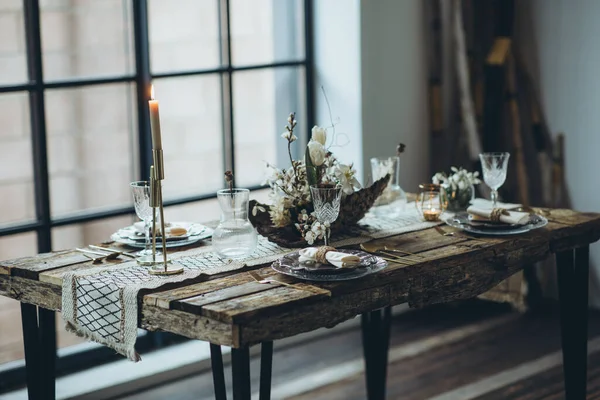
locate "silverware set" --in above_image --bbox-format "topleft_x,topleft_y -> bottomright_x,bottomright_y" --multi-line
76,246 -> 136,264
359,242 -> 423,265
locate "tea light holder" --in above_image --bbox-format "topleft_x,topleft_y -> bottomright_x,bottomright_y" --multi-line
416,183 -> 447,222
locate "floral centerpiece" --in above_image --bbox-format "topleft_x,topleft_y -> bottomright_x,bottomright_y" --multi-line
432,166 -> 481,211
249,113 -> 389,247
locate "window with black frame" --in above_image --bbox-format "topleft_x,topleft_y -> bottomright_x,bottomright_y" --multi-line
0,0 -> 313,392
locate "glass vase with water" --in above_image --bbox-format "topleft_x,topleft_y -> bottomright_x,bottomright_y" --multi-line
212,188 -> 258,259
370,156 -> 407,217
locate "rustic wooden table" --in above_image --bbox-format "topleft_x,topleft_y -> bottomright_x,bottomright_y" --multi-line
1,208 -> 599,400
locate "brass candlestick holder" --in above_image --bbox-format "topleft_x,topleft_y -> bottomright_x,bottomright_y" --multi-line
146,150 -> 183,276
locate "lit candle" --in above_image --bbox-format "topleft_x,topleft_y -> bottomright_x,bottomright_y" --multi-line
148,85 -> 162,150
423,207 -> 441,221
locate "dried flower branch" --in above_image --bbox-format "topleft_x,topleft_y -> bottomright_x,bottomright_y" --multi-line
225,170 -> 235,218
396,143 -> 406,155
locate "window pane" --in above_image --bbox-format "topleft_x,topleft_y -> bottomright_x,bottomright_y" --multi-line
45,83 -> 138,217
0,232 -> 36,365
0,93 -> 35,226
151,75 -> 224,199
41,0 -> 134,81
0,1 -> 27,85
165,199 -> 220,226
52,215 -> 133,250
148,0 -> 220,74
230,0 -> 304,66
164,188 -> 270,224
233,67 -> 306,187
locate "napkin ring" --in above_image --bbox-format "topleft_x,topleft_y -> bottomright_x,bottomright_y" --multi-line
490,208 -> 508,222
315,246 -> 336,263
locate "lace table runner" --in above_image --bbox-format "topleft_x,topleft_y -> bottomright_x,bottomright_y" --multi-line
62,208 -> 439,361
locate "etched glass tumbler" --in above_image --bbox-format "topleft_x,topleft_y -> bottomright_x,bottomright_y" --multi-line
212,188 -> 258,259
130,181 -> 156,256
479,152 -> 510,208
310,184 -> 342,246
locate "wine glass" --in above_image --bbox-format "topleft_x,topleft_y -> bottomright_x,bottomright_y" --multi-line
310,184 -> 342,246
130,181 -> 160,257
479,152 -> 510,208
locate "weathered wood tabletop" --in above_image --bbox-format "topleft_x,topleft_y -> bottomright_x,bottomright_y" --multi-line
1,208 -> 599,349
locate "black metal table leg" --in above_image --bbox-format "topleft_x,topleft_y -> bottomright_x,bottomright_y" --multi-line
259,341 -> 274,400
231,346 -> 251,400
210,344 -> 227,400
362,307 -> 392,400
557,247 -> 589,400
21,303 -> 41,400
38,308 -> 56,400
20,305 -> 57,400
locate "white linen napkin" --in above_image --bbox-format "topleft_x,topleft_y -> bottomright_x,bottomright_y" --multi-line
298,247 -> 360,268
470,198 -> 522,210
467,206 -> 530,225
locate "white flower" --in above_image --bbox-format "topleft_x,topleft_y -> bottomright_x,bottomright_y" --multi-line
458,180 -> 466,190
298,209 -> 309,222
304,230 -> 316,245
311,221 -> 327,239
334,163 -> 361,195
311,125 -> 327,145
432,172 -> 447,185
307,140 -> 327,166
281,131 -> 297,142
252,204 -> 266,216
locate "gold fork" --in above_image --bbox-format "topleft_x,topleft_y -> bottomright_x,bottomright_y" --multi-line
248,271 -> 296,288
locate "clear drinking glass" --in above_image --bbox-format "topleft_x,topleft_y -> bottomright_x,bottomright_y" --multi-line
479,152 -> 510,207
130,181 -> 156,256
212,188 -> 258,259
370,156 -> 407,217
310,184 -> 342,246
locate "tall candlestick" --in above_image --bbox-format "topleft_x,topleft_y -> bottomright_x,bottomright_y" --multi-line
149,85 -> 162,150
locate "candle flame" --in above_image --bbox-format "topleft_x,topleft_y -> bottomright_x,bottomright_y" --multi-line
150,85 -> 155,100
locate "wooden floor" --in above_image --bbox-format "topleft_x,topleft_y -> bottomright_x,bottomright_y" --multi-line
118,300 -> 600,400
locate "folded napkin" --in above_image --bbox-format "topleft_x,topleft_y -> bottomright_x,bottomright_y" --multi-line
299,247 -> 361,268
467,206 -> 530,225
470,198 -> 522,210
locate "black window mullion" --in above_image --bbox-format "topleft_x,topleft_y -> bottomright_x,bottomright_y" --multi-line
132,0 -> 153,182
23,0 -> 51,253
304,0 -> 315,134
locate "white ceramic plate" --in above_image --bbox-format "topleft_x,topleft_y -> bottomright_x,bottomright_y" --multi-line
111,222 -> 213,248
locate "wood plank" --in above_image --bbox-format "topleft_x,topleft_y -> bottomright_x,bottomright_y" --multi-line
202,285 -> 329,325
0,250 -> 90,279
174,281 -> 279,314
39,257 -> 126,286
239,285 -> 392,347
143,272 -> 254,309
0,275 -> 61,311
140,305 -> 235,347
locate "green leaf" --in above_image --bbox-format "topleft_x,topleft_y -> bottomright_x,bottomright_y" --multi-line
305,145 -> 318,188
